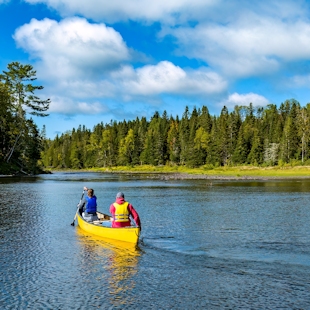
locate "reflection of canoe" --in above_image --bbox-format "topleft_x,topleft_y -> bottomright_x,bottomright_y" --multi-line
76,227 -> 141,303
77,210 -> 141,244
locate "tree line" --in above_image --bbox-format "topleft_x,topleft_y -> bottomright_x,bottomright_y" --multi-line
41,99 -> 310,169
0,62 -> 50,175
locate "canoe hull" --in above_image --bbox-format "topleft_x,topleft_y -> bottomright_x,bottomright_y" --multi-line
76,211 -> 140,244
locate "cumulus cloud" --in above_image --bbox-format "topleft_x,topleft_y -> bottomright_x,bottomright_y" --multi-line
48,95 -> 109,114
49,61 -> 227,104
113,61 -> 226,97
24,0 -> 216,23
12,17 -> 227,112
220,93 -> 270,110
14,17 -> 130,79
23,0 -> 310,81
167,15 -> 310,78
23,0 -> 307,26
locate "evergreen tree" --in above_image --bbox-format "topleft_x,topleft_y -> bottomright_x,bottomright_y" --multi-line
0,62 -> 50,173
179,106 -> 190,165
297,106 -> 310,163
198,106 -> 212,133
228,106 -> 242,165
279,101 -> 300,162
167,117 -> 180,164
140,128 -> 155,165
100,129 -> 113,167
24,119 -> 43,174
118,128 -> 135,165
194,126 -> 210,165
232,124 -> 248,164
216,106 -> 230,165
39,98 -> 310,169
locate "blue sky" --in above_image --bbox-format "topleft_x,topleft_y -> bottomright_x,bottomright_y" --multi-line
2,0 -> 310,138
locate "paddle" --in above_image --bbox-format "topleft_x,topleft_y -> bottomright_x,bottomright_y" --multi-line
70,191 -> 85,226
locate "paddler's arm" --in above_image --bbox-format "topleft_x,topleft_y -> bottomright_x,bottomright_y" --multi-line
128,204 -> 141,230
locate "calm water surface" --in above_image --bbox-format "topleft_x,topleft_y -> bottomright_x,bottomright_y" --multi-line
1,172 -> 310,309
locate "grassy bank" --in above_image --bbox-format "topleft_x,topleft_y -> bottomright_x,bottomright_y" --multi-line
87,165 -> 310,178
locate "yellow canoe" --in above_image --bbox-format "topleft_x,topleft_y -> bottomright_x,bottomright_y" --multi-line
76,210 -> 141,244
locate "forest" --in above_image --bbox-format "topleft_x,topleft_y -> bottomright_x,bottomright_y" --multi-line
41,99 -> 310,169
1,62 -> 310,174
0,62 -> 49,175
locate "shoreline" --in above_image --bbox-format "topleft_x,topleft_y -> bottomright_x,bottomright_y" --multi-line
151,174 -> 301,180
2,165 -> 310,180
58,169 -> 310,180
91,165 -> 310,180
101,171 -> 310,180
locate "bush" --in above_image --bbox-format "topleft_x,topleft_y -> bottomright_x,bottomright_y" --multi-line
289,159 -> 302,167
278,159 -> 285,167
202,164 -> 214,170
303,158 -> 310,165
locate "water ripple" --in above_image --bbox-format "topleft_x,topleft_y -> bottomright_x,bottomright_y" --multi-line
1,174 -> 310,309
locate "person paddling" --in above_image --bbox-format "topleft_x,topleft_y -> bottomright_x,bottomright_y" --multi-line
78,187 -> 98,222
110,192 -> 141,229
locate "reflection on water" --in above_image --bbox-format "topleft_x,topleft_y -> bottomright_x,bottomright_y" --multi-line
1,173 -> 310,309
76,228 -> 141,308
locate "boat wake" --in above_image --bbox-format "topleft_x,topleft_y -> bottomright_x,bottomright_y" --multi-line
140,236 -> 310,267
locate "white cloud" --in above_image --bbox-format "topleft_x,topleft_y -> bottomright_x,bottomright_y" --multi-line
221,92 -> 270,110
49,95 -> 109,114
56,79 -> 116,99
13,17 -> 228,112
111,61 -> 227,98
23,0 -> 308,26
14,17 -> 130,79
23,1 -> 310,81
24,0 -> 217,23
289,74 -> 310,88
167,15 -> 310,78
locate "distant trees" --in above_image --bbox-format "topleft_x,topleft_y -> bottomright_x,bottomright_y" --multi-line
41,99 -> 310,169
2,63 -> 309,173
0,62 -> 50,174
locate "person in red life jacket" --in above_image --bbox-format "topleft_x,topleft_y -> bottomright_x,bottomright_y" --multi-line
78,187 -> 98,222
110,192 -> 141,229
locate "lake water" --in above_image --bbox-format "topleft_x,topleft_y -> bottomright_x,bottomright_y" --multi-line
1,172 -> 310,309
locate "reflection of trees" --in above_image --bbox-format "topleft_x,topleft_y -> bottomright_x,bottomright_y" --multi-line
76,227 -> 141,307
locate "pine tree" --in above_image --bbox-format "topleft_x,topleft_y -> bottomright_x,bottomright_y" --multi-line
118,128 -> 135,165
167,117 -> 180,164
297,106 -> 310,163
216,106 -> 230,165
140,128 -> 155,165
194,126 -> 210,165
0,62 -> 50,173
279,101 -> 300,162
179,106 -> 190,165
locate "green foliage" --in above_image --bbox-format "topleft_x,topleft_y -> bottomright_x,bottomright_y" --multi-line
0,62 -> 50,175
40,98 -> 310,170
